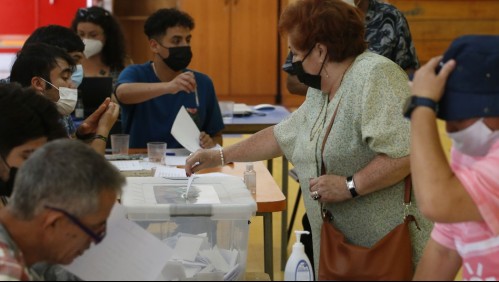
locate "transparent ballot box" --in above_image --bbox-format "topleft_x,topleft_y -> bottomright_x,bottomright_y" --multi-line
121,176 -> 257,281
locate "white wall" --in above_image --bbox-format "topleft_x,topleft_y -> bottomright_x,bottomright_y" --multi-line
0,53 -> 16,79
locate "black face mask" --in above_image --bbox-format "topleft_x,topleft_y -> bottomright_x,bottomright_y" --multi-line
0,167 -> 18,197
161,46 -> 193,71
291,46 -> 326,90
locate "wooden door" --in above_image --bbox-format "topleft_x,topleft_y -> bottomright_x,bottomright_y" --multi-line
114,0 -> 177,64
389,0 -> 499,65
179,0 -> 278,103
177,0 -> 231,98
230,0 -> 278,101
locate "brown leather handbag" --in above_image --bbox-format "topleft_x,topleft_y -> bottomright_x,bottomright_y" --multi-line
316,101 -> 418,280
318,177 -> 419,281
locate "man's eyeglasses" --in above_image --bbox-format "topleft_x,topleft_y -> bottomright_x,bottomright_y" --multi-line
45,205 -> 106,244
77,8 -> 110,21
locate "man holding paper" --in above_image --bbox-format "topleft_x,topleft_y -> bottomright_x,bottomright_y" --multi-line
115,8 -> 224,149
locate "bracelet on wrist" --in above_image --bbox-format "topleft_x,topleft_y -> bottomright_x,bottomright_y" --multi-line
92,134 -> 108,143
219,147 -> 225,166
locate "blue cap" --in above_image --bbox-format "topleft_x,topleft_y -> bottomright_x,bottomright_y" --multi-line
437,35 -> 499,121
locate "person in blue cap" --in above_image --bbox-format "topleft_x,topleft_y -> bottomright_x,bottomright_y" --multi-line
407,35 -> 499,280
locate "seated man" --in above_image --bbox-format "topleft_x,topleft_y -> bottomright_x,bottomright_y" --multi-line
0,139 -> 125,280
0,83 -> 67,197
23,24 -> 86,77
10,43 -> 119,155
116,8 -> 224,149
0,25 -> 85,85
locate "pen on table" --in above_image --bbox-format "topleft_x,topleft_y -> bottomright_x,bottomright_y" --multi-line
166,152 -> 176,156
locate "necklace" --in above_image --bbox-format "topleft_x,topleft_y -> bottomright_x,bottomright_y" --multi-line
308,59 -> 354,142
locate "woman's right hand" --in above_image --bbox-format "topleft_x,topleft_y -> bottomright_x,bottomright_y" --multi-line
185,149 -> 222,176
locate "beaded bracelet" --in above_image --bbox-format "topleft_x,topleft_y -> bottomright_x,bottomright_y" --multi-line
92,134 -> 108,143
219,147 -> 225,166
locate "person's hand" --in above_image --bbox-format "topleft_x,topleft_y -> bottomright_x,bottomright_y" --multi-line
199,132 -> 216,149
96,102 -> 120,134
185,149 -> 221,176
77,98 -> 111,136
309,174 -> 351,203
410,56 -> 456,101
168,71 -> 196,94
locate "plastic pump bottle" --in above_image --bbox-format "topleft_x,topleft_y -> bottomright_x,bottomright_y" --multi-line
75,98 -> 84,119
244,163 -> 256,194
285,230 -> 314,281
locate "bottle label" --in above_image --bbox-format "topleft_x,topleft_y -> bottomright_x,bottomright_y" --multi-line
295,260 -> 312,281
75,109 -> 84,119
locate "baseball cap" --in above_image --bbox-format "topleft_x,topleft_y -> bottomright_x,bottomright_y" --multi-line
437,35 -> 499,121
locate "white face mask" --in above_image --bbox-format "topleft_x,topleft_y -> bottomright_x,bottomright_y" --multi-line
56,87 -> 79,116
447,118 -> 499,156
83,38 -> 103,58
41,78 -> 79,116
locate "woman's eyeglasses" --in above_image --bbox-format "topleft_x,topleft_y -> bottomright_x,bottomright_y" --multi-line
77,8 -> 110,21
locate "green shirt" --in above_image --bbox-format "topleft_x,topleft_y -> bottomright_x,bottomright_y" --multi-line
275,52 -> 431,271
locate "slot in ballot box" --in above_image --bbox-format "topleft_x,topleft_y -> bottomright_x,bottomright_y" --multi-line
121,176 -> 257,281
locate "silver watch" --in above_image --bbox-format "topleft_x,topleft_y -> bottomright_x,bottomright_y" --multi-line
346,176 -> 359,198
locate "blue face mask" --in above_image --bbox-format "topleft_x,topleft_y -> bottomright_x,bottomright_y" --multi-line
71,65 -> 84,87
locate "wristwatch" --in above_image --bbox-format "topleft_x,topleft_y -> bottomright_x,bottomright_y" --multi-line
346,176 -> 359,198
403,96 -> 438,119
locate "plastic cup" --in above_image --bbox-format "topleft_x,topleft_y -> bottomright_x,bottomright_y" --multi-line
147,142 -> 167,163
110,134 -> 129,155
219,101 -> 235,123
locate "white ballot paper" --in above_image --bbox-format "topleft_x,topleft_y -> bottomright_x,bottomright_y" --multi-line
171,106 -> 201,153
64,203 -> 172,281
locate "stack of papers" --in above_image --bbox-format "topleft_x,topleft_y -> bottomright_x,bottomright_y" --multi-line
233,103 -> 252,115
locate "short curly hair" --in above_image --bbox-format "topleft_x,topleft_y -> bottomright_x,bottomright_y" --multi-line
278,0 -> 367,62
144,8 -> 194,40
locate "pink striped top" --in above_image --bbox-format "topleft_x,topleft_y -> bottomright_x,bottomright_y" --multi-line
432,139 -> 499,280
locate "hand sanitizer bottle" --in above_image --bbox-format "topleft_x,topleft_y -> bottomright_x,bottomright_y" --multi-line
244,163 -> 256,194
75,98 -> 84,119
285,230 -> 313,281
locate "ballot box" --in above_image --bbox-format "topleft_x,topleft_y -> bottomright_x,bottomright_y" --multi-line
121,175 -> 257,281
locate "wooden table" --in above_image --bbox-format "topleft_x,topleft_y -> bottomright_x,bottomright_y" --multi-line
125,149 -> 285,280
222,105 -> 292,271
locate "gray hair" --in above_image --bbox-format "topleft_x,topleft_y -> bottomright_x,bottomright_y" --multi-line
8,139 -> 125,220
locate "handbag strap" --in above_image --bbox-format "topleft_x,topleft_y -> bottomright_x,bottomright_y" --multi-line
404,175 -> 411,204
320,102 -> 341,175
